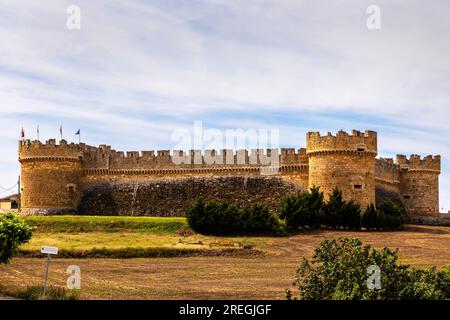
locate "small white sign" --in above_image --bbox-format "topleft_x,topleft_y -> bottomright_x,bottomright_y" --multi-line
41,246 -> 58,255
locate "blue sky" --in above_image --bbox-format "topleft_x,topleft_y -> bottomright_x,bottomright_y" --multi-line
0,0 -> 449,211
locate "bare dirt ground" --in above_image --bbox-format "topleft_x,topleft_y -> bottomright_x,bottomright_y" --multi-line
0,225 -> 449,300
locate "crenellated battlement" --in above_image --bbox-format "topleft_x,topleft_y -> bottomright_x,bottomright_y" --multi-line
306,130 -> 377,155
19,139 -> 83,161
18,139 -> 309,169
396,154 -> 441,172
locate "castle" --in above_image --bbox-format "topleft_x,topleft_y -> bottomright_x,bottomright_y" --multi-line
18,130 -> 441,217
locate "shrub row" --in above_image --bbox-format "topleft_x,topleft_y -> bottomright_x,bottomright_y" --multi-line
186,199 -> 280,235
362,202 -> 405,230
280,187 -> 406,231
186,187 -> 406,235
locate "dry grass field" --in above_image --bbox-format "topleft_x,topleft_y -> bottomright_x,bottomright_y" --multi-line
1,224 -> 449,300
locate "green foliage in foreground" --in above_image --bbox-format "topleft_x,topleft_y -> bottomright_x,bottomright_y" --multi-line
287,238 -> 450,300
186,199 -> 281,235
23,215 -> 188,234
0,213 -> 33,264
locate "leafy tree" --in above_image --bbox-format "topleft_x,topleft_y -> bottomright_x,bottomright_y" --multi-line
242,203 -> 278,233
341,200 -> 362,230
322,188 -> 347,228
378,201 -> 405,230
286,237 -> 450,300
279,187 -> 324,229
186,199 -> 278,235
362,204 -> 378,230
362,202 -> 406,230
306,186 -> 325,228
0,213 -> 33,264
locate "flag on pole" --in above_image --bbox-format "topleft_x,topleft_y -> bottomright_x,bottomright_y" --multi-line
59,125 -> 63,140
75,129 -> 81,143
75,129 -> 80,135
20,127 -> 25,140
37,125 -> 40,141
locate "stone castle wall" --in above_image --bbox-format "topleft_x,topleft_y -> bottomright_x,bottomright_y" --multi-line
18,130 -> 441,217
397,155 -> 441,216
307,130 -> 377,210
78,176 -> 305,216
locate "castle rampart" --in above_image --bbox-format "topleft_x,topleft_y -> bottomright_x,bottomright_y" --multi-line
396,155 -> 441,216
18,130 -> 441,217
307,130 -> 378,210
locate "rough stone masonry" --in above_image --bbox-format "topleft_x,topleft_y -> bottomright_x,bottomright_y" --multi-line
18,130 -> 441,217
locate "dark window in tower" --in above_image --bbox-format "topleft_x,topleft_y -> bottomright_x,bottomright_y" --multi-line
354,184 -> 363,190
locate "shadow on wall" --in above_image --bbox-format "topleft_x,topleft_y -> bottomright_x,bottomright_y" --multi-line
78,177 -> 303,216
375,186 -> 404,209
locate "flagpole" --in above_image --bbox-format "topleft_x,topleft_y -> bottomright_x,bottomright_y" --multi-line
75,129 -> 81,144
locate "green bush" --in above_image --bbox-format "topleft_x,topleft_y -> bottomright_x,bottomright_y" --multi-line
322,188 -> 361,230
286,237 -> 450,300
241,203 -> 278,233
0,212 -> 33,264
378,201 -> 406,230
322,188 -> 345,228
341,200 -> 362,230
279,186 -> 324,229
361,204 -> 378,230
362,201 -> 406,230
186,199 -> 279,235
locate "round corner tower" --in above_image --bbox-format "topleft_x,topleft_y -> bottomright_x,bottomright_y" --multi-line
306,130 -> 378,210
396,154 -> 441,217
19,139 -> 83,215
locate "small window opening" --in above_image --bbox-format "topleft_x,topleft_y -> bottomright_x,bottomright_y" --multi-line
404,195 -> 412,200
11,200 -> 18,209
354,184 -> 363,190
357,147 -> 366,152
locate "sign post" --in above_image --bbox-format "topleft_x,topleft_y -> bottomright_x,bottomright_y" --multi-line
41,246 -> 58,298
